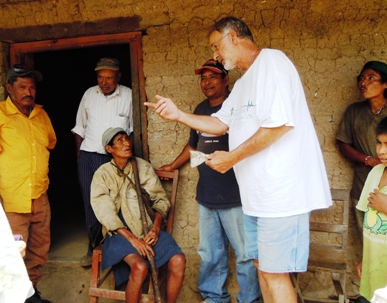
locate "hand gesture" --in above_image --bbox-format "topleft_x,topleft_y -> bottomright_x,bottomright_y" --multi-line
144,95 -> 180,121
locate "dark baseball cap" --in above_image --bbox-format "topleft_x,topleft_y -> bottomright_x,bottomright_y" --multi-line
360,61 -> 387,76
195,59 -> 228,76
95,58 -> 120,71
6,64 -> 43,83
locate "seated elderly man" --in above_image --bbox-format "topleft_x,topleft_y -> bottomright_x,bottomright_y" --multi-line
91,127 -> 185,303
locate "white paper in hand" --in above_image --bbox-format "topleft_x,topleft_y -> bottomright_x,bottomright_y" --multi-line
190,150 -> 208,167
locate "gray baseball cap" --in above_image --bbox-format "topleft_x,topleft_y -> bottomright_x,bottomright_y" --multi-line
102,127 -> 126,146
95,58 -> 120,71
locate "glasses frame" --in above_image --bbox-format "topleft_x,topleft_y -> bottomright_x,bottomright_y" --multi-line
211,32 -> 230,52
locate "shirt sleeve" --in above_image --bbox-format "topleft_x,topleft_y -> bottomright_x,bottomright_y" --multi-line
128,91 -> 134,134
357,164 -> 384,212
91,168 -> 126,232
45,114 -> 57,150
213,49 -> 294,129
71,92 -> 88,138
137,158 -> 171,219
257,51 -> 295,128
336,104 -> 354,144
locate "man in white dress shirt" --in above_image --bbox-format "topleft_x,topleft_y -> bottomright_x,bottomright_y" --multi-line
72,57 -> 133,267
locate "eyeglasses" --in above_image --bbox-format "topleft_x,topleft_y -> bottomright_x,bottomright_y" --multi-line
12,64 -> 30,74
211,33 -> 230,52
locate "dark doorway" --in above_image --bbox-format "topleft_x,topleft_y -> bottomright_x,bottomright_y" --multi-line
34,45 -> 132,254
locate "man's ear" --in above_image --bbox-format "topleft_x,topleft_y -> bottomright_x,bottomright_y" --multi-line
224,75 -> 230,86
5,83 -> 12,94
105,145 -> 112,154
229,30 -> 238,45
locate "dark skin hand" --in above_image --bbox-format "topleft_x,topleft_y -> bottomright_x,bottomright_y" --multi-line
115,212 -> 163,261
338,141 -> 381,167
367,188 -> 387,214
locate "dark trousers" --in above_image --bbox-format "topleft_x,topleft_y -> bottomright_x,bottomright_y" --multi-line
77,151 -> 110,256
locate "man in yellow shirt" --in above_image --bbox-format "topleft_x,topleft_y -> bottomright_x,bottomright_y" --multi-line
0,64 -> 56,303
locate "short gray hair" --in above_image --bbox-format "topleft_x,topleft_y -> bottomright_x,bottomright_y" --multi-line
209,16 -> 254,42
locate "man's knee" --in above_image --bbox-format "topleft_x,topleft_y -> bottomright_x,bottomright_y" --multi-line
168,253 -> 186,274
127,256 -> 149,281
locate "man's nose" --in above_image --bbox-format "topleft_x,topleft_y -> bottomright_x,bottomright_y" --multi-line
359,80 -> 367,87
204,78 -> 211,84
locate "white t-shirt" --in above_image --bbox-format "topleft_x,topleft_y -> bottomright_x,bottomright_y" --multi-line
72,84 -> 133,154
213,49 -> 331,217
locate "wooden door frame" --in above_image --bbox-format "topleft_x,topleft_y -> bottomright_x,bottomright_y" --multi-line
9,32 -> 148,160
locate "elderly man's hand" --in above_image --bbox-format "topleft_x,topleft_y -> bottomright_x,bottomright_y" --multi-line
144,95 -> 181,121
206,150 -> 235,174
130,237 -> 155,260
118,227 -> 155,260
144,229 -> 159,246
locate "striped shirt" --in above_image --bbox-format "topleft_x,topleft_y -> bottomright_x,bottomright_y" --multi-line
72,84 -> 133,154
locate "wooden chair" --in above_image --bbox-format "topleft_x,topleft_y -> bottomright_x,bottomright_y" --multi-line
292,189 -> 350,303
89,169 -> 179,303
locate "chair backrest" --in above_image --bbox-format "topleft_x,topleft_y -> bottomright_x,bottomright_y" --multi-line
308,189 -> 350,271
155,169 -> 179,234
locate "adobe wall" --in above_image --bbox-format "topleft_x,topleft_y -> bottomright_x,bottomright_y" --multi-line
1,0 -> 387,301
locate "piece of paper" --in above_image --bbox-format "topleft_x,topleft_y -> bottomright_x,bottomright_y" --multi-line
190,150 -> 208,167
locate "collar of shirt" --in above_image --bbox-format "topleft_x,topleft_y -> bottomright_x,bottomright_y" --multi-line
96,84 -> 121,98
5,97 -> 42,118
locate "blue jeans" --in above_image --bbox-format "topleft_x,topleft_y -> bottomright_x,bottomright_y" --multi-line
198,204 -> 261,303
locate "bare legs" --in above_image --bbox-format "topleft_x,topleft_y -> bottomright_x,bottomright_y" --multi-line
123,253 -> 186,303
166,253 -> 186,303
124,254 -> 149,303
254,259 -> 297,303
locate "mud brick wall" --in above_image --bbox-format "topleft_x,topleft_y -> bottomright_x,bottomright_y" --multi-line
1,0 -> 387,300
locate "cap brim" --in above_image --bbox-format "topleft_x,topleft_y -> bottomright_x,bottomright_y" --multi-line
95,66 -> 120,71
102,127 -> 126,146
195,66 -> 224,75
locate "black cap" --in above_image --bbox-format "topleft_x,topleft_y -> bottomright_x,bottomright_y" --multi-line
6,64 -> 43,83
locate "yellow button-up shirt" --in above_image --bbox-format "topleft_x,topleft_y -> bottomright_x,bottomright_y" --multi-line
0,97 -> 57,213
